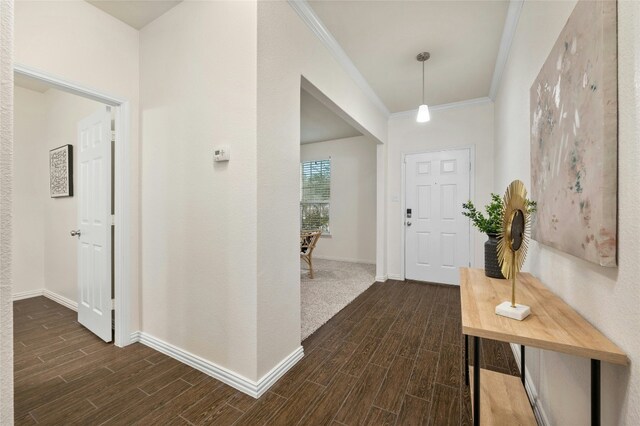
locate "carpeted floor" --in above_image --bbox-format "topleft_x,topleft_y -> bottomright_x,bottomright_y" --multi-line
301,258 -> 376,340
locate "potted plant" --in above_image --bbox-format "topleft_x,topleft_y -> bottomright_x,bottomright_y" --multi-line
462,194 -> 536,278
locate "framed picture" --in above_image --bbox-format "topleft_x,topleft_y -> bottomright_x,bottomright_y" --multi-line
49,144 -> 73,198
530,0 -> 617,267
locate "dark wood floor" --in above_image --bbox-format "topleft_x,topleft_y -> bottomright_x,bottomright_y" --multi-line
14,281 -> 519,425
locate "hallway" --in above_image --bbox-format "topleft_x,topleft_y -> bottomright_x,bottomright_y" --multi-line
14,281 -> 518,425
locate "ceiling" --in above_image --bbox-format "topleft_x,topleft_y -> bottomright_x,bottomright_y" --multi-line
82,1 -> 507,113
301,89 -> 361,144
308,1 -> 510,112
86,1 -> 182,30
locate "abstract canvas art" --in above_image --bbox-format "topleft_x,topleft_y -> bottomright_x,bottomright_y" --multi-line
49,144 -> 73,198
530,0 -> 617,267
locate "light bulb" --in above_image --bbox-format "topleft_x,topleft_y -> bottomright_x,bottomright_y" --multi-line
416,104 -> 430,123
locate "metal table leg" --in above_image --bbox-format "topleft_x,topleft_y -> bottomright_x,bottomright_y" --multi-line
465,334 -> 470,386
474,336 -> 481,426
521,345 -> 526,386
592,359 -> 600,426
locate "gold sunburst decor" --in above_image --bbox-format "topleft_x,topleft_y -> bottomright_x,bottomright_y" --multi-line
495,180 -> 532,321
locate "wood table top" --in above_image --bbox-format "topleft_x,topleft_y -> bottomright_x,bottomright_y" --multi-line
460,268 -> 628,365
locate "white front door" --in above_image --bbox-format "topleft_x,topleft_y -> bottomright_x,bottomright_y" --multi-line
76,107 -> 112,342
405,149 -> 470,285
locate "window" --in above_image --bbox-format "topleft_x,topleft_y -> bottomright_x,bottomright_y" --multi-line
300,159 -> 331,234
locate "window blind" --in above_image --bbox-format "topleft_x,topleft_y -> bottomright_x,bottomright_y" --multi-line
300,159 -> 331,233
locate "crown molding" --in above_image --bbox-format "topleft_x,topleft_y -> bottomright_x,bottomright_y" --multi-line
288,0 -> 390,117
489,0 -> 524,100
289,0 -> 521,114
389,97 -> 492,120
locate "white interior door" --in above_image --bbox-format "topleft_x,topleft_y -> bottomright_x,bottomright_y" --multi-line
405,149 -> 470,285
76,106 -> 112,342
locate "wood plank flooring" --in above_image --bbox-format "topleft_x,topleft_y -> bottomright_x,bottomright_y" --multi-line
14,281 -> 519,425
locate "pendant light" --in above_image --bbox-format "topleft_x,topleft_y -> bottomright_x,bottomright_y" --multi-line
416,52 -> 431,123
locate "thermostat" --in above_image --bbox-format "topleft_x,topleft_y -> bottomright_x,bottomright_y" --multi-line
213,146 -> 230,162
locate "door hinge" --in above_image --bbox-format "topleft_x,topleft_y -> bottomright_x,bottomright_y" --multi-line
111,215 -> 115,226
111,299 -> 115,310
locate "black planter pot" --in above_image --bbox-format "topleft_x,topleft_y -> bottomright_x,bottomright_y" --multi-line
484,233 -> 505,279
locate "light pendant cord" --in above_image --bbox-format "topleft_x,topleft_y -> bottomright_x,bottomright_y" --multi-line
422,59 -> 425,105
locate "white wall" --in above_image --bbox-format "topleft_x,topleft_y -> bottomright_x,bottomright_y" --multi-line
386,103 -> 494,280
494,1 -> 640,425
300,136 -> 377,264
256,1 -> 389,378
14,0 -> 141,331
140,1 -> 259,381
13,86 -> 106,302
13,87 -> 46,296
0,2 -> 14,422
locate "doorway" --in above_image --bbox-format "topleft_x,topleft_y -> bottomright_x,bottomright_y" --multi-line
13,64 -> 132,347
404,148 -> 471,285
298,79 -> 381,340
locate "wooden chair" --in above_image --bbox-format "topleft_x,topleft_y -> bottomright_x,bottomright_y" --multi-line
300,230 -> 322,279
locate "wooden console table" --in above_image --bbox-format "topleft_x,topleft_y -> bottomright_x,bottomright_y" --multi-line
460,268 -> 628,426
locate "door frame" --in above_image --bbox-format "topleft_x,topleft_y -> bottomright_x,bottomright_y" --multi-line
14,63 -> 132,347
400,145 -> 475,281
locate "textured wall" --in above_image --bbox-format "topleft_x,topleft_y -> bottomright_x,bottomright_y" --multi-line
494,1 -> 640,424
0,0 -> 13,423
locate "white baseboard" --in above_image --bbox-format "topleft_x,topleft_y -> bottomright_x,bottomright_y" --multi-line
12,288 -> 78,312
255,344 -> 305,397
43,289 -> 78,311
130,330 -> 141,344
388,273 -> 404,281
312,255 -> 376,265
375,275 -> 387,282
131,331 -> 304,398
510,343 -> 550,426
12,289 -> 44,301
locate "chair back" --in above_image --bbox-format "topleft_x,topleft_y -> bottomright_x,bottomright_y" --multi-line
300,230 -> 322,255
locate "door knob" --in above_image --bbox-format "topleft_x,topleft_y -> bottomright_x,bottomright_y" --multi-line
406,221 -> 412,227
70,230 -> 81,238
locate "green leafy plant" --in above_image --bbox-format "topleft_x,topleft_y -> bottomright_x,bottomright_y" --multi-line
462,194 -> 537,235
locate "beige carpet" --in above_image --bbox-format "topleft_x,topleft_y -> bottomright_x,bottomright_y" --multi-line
301,259 -> 376,340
